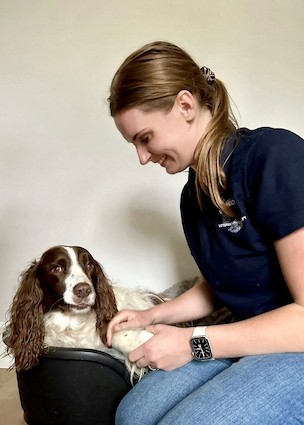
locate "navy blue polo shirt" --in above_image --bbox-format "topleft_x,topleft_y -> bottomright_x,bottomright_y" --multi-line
181,127 -> 304,319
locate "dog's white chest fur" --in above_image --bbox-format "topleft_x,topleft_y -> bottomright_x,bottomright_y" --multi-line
44,311 -> 102,348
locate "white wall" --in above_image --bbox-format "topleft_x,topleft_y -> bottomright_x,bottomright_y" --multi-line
0,0 -> 303,348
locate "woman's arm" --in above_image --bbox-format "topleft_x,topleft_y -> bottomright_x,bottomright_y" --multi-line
208,226 -> 304,358
107,277 -> 215,346
152,277 -> 216,324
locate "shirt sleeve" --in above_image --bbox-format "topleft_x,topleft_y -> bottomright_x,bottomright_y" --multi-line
244,128 -> 304,240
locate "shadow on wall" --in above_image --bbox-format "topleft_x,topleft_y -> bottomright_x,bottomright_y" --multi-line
126,204 -> 199,280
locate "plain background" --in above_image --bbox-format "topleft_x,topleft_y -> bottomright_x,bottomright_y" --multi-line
1,0 -> 303,366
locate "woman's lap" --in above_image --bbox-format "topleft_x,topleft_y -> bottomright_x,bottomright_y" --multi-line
116,353 -> 304,425
116,358 -> 233,425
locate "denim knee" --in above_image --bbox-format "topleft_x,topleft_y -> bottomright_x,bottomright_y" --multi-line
158,353 -> 304,425
115,359 -> 233,425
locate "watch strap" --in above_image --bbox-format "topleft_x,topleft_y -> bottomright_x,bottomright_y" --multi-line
192,326 -> 207,338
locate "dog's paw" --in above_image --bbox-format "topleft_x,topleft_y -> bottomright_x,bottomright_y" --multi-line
112,328 -> 153,354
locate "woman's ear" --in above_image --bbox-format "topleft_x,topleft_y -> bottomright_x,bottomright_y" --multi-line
176,90 -> 197,122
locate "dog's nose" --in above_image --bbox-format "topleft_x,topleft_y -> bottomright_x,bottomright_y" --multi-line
73,283 -> 92,299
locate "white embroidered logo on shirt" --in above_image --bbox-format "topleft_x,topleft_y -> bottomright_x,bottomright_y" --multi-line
218,199 -> 247,233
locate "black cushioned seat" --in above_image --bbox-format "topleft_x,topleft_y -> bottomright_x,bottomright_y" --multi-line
16,347 -> 132,425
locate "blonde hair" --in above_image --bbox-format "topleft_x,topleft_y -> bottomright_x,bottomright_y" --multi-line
109,41 -> 238,216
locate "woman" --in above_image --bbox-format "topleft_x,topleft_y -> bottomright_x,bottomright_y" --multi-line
107,41 -> 304,424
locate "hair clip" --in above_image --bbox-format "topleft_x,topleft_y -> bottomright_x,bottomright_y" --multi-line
201,66 -> 216,84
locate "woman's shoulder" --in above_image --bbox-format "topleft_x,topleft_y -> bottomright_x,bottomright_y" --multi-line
238,126 -> 303,149
235,127 -> 304,240
236,127 -> 304,166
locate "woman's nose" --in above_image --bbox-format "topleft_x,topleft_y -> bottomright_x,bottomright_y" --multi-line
136,145 -> 152,165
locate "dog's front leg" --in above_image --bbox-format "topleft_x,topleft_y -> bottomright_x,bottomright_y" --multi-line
112,328 -> 153,354
112,328 -> 154,383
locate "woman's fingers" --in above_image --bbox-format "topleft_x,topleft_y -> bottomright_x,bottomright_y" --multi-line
107,308 -> 154,346
106,309 -> 135,346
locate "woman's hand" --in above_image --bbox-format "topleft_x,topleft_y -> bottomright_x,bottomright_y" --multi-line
107,308 -> 154,347
128,324 -> 194,371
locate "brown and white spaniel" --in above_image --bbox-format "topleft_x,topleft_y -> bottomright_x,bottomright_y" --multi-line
6,245 -> 185,381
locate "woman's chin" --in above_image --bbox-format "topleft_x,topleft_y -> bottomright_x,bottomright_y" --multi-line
165,163 -> 188,174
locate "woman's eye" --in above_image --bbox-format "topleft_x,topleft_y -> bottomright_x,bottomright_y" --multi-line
141,136 -> 150,144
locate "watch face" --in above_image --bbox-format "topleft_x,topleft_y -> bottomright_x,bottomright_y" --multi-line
191,337 -> 213,360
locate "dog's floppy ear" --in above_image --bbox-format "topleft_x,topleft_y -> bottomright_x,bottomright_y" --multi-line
93,261 -> 118,345
6,259 -> 45,371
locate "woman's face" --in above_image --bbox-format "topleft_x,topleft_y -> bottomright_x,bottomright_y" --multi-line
114,92 -> 208,174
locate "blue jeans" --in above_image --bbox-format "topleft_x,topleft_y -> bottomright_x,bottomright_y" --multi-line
116,354 -> 304,425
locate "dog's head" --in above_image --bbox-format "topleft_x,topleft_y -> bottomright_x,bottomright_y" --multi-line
6,245 -> 118,370
36,245 -> 104,314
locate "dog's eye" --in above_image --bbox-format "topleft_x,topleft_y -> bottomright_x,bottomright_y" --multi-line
51,265 -> 64,273
86,262 -> 94,270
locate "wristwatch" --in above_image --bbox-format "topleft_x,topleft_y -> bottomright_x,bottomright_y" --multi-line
190,326 -> 214,361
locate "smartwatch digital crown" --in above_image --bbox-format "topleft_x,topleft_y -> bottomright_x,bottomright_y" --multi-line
190,326 -> 214,361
